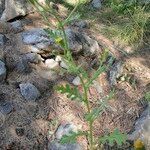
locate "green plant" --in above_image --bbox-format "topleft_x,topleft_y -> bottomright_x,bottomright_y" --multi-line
145,92 -> 150,101
101,0 -> 150,46
29,0 -> 127,149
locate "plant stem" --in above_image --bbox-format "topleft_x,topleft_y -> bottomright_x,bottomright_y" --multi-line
79,75 -> 94,150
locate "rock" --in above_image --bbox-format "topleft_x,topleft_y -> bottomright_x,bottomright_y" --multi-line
65,28 -> 100,55
0,102 -> 13,115
0,0 -> 5,18
72,76 -> 81,86
0,112 -> 5,127
45,59 -> 59,69
55,123 -> 77,140
16,56 -> 31,73
0,0 -> 32,21
15,128 -> 25,136
10,20 -> 23,33
48,141 -> 82,150
65,28 -> 83,53
22,28 -> 54,52
55,55 -> 62,62
22,28 -> 53,45
128,106 -> 150,149
0,60 -> 6,82
30,45 -> 42,53
19,83 -> 41,101
24,53 -> 43,64
73,20 -> 88,29
60,61 -> 68,69
83,34 -> 100,55
91,0 -> 102,9
109,61 -> 123,86
0,34 -> 7,46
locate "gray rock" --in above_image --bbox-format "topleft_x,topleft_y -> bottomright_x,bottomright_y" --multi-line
0,0 -> 5,18
0,0 -> 32,21
48,142 -> 82,150
60,61 -> 68,69
19,83 -> 41,101
10,20 -> 23,33
0,60 -> 6,82
24,53 -> 42,64
22,28 -> 54,52
22,28 -> 53,45
65,28 -> 100,55
128,106 -> 150,149
55,123 -> 77,140
0,102 -> 13,115
91,0 -> 102,9
73,21 -> 88,29
72,76 -> 81,86
109,61 -> 123,86
0,34 -> 7,46
16,56 -> 31,73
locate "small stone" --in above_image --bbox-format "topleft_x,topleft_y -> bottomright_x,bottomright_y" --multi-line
10,20 -> 23,33
0,34 -> 7,46
16,57 -> 31,73
45,59 -> 59,69
24,53 -> 42,64
55,123 -> 77,140
73,20 -> 88,29
60,61 -> 68,69
16,128 -> 24,136
91,0 -> 102,9
19,83 -> 41,101
0,60 -> 6,82
0,102 -> 13,115
48,141 -> 82,150
72,76 -> 81,86
55,55 -> 62,62
109,61 -> 123,86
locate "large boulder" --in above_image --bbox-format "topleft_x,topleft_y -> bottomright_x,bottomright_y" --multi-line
1,0 -> 32,21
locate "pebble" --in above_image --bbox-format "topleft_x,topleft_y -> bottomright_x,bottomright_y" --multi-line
72,76 -> 81,86
45,59 -> 59,69
19,83 -> 41,102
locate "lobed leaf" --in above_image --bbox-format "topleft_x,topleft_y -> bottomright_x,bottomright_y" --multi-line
99,129 -> 127,146
60,131 -> 87,144
56,84 -> 82,101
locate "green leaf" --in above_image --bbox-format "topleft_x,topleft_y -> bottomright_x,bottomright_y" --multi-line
85,108 -> 103,122
45,29 -> 63,40
99,129 -> 127,146
62,13 -> 81,26
145,92 -> 150,101
60,131 -> 87,144
56,84 -> 82,101
86,65 -> 106,88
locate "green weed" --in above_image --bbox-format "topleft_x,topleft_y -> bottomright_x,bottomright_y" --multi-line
29,0 -> 127,149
